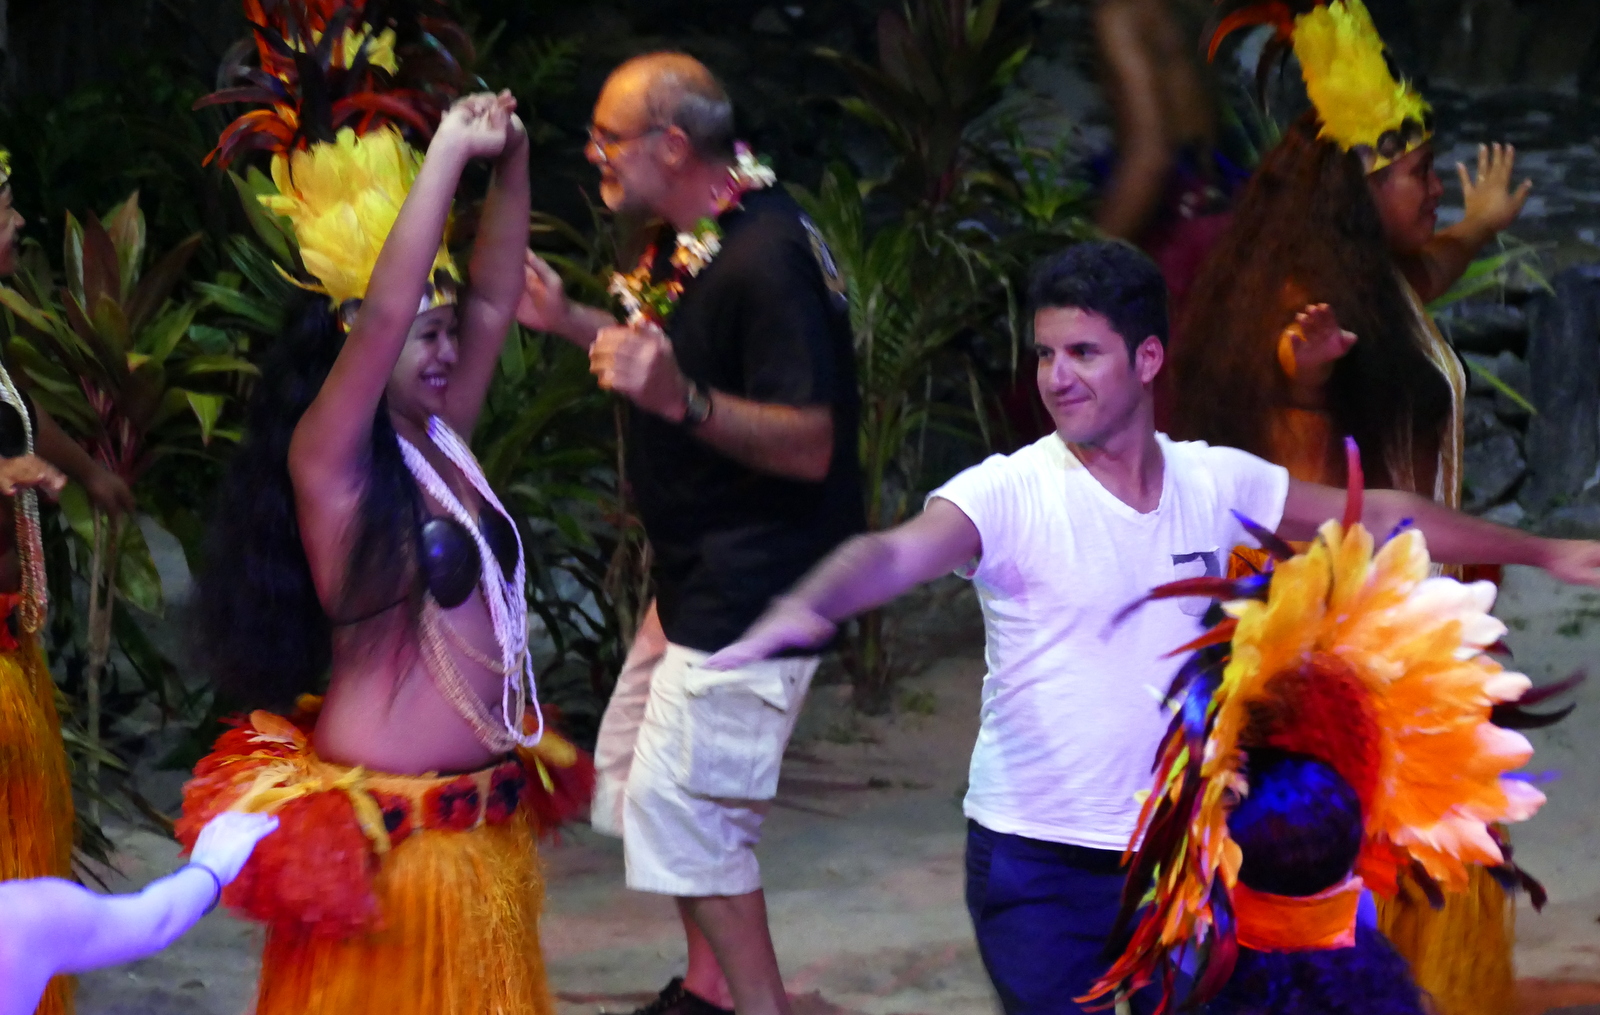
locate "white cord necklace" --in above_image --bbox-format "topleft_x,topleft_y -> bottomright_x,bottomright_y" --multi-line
0,364 -> 46,632
396,416 -> 544,750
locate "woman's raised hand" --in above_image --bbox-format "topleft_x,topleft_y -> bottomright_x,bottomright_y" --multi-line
1278,302 -> 1357,402
435,91 -> 518,161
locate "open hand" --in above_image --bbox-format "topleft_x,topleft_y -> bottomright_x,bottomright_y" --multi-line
1278,303 -> 1357,383
1460,143 -> 1533,236
518,251 -> 572,335
0,455 -> 67,499
1540,539 -> 1600,590
590,323 -> 690,421
704,597 -> 837,670
189,812 -> 280,886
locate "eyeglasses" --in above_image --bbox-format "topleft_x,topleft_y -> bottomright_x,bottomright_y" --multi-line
586,124 -> 664,165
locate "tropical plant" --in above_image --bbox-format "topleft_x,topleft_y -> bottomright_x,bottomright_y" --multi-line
818,0 -> 1033,208
0,192 -> 256,816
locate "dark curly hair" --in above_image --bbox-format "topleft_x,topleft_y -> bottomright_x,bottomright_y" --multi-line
1170,112 -> 1452,490
191,294 -> 423,710
1203,749 -> 1428,1015
1028,240 -> 1169,358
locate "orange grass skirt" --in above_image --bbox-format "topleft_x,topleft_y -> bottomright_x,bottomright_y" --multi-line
0,633 -> 75,1015
1379,867 -> 1515,1015
178,708 -> 581,1015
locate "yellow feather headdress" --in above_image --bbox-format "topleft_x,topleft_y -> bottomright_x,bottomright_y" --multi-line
0,147 -> 12,190
1294,0 -> 1431,172
260,126 -> 458,318
1208,0 -> 1432,173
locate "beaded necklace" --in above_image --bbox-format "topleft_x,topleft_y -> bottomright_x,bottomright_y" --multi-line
0,365 -> 46,633
396,417 -> 543,752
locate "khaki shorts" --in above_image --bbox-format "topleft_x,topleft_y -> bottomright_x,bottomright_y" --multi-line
592,603 -> 817,896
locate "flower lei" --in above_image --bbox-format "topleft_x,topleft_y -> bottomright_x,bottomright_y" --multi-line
609,143 -> 776,326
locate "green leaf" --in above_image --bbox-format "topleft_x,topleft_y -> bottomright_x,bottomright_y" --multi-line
58,481 -> 95,545
194,281 -> 283,331
175,354 -> 259,378
186,324 -> 235,355
181,390 -> 225,445
115,518 -> 165,616
64,211 -> 86,308
103,192 -> 147,302
499,326 -> 528,384
230,169 -> 297,266
137,303 -> 197,364
1464,359 -> 1537,416
0,285 -> 61,334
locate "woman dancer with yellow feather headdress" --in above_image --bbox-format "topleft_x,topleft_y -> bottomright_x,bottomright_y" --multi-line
175,4 -> 589,1013
1168,3 -> 1533,1013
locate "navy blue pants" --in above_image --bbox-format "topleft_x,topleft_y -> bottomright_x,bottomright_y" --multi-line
965,820 -> 1161,1015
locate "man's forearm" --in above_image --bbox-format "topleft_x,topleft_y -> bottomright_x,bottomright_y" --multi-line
693,390 -> 832,482
1366,489 -> 1549,567
790,533 -> 914,623
33,402 -> 97,485
556,304 -> 619,350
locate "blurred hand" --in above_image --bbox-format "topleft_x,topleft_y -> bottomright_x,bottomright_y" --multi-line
1278,303 -> 1357,383
590,323 -> 689,421
1540,540 -> 1600,590
1460,143 -> 1532,236
81,464 -> 135,517
190,812 -> 280,886
517,251 -> 572,335
703,597 -> 837,670
436,92 -> 514,161
0,455 -> 67,499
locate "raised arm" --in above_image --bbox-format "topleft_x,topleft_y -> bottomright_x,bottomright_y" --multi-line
290,97 -> 507,491
704,497 -> 982,668
1279,479 -> 1600,585
445,96 -> 531,436
1400,143 -> 1532,303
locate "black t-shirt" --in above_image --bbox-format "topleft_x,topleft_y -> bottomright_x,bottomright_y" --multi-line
626,188 -> 863,652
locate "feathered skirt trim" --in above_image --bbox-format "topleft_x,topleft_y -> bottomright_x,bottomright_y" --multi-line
1378,865 -> 1515,1015
0,632 -> 75,1015
177,700 -> 591,1015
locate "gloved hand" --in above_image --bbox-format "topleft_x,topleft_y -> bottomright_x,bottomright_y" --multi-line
189,811 -> 279,885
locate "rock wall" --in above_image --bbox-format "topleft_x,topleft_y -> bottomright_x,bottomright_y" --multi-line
1409,0 -> 1600,91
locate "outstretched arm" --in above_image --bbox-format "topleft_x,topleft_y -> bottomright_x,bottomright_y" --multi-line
1279,479 -> 1600,584
1402,143 -> 1532,303
705,497 -> 982,668
446,95 -> 531,436
29,398 -> 134,516
0,813 -> 276,1015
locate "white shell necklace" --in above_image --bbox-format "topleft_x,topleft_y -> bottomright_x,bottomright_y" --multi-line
396,416 -> 544,751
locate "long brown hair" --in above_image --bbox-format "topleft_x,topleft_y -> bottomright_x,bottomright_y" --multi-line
1169,113 -> 1451,489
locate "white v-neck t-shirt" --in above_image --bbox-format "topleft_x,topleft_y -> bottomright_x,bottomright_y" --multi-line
930,433 -> 1289,850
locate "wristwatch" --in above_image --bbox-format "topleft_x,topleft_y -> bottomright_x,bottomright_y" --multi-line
683,380 -> 713,428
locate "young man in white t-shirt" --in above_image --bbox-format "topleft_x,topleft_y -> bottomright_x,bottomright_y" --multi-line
705,241 -> 1600,1014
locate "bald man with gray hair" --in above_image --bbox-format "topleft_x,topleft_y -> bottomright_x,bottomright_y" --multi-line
518,53 -> 862,1015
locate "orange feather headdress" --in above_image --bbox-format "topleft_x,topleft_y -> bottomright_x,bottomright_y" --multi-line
1083,440 -> 1576,1013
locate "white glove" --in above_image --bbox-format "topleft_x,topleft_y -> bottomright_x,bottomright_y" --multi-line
189,811 -> 279,885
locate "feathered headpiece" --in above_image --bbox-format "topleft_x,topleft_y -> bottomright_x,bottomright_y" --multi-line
201,0 -> 467,317
1084,440 -> 1576,1013
1208,0 -> 1432,173
0,148 -> 12,191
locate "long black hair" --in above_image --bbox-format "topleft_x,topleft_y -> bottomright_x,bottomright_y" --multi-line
192,295 -> 423,711
1202,750 -> 1428,1015
1172,112 -> 1453,491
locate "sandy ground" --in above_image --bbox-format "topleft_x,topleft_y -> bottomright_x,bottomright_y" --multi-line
63,565 -> 1600,1015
